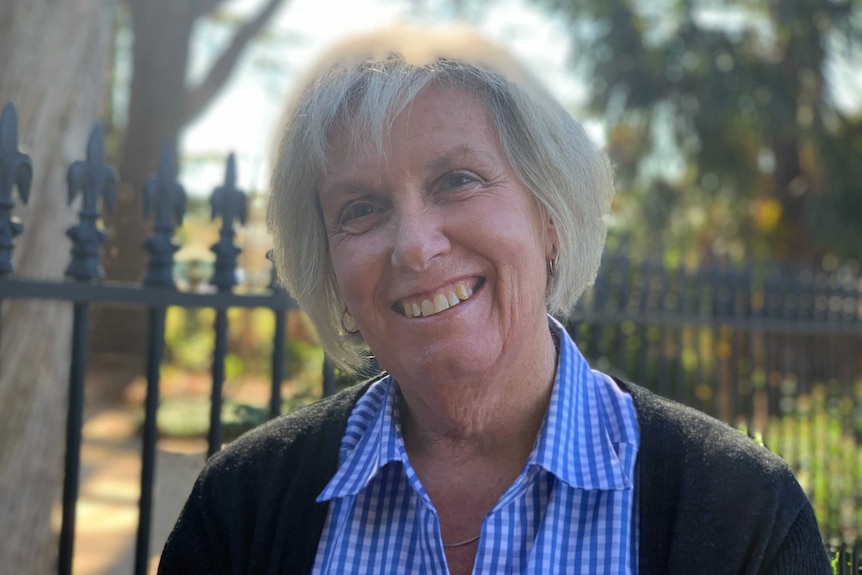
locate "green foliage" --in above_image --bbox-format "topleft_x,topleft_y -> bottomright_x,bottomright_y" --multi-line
542,0 -> 862,261
280,339 -> 326,401
285,339 -> 322,380
761,380 -> 862,548
158,305 -> 327,442
165,308 -> 216,371
164,307 -> 297,378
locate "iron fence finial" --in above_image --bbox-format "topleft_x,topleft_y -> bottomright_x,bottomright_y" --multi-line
65,123 -> 117,282
0,102 -> 33,275
210,153 -> 246,292
143,145 -> 187,288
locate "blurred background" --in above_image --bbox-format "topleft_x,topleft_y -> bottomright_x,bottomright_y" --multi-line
1,0 -> 861,572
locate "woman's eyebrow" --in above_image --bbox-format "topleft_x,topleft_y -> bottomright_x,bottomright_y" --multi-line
319,178 -> 375,204
424,145 -> 495,174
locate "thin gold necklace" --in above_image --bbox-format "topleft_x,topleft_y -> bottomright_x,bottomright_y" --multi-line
442,534 -> 480,548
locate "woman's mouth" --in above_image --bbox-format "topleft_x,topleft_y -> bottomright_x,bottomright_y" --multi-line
396,279 -> 483,318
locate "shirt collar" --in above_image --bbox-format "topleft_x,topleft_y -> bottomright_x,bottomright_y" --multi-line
318,315 -> 639,502
530,316 -> 639,490
317,375 -> 404,502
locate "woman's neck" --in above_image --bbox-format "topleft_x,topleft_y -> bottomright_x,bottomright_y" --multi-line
398,324 -> 559,463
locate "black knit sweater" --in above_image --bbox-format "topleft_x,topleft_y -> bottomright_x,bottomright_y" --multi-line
158,379 -> 831,574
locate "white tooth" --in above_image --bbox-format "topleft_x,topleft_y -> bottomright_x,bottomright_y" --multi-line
447,291 -> 459,306
420,300 -> 435,317
433,294 -> 450,313
455,283 -> 473,300
412,302 -> 421,317
403,303 -> 413,318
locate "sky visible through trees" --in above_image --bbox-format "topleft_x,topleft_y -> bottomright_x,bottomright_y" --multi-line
139,0 -> 862,262
168,0 -> 584,197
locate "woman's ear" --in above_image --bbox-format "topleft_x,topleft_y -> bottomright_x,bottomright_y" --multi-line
545,216 -> 559,260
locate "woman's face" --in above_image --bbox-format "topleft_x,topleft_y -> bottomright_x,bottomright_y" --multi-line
319,84 -> 557,386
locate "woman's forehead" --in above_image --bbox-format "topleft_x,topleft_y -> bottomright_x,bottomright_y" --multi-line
321,85 -> 498,178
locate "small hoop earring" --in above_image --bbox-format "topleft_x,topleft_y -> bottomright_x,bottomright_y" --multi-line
341,308 -> 359,335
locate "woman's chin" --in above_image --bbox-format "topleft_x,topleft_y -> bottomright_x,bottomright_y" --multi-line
382,338 -> 503,389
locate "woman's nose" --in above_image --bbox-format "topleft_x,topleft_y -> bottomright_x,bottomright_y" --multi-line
390,204 -> 450,271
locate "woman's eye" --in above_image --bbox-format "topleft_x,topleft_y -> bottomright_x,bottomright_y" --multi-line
343,203 -> 374,222
445,173 -> 474,189
338,202 -> 381,231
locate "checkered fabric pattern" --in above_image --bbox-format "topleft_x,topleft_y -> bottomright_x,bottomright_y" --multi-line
313,316 -> 640,574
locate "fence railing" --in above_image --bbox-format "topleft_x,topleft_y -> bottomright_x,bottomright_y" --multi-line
1,102 -> 860,572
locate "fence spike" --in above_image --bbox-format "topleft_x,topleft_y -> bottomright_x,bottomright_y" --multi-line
143,144 -> 186,288
65,123 -> 117,282
209,153 -> 246,291
0,103 -> 33,275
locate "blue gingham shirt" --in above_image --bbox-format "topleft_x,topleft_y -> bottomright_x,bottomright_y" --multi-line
313,317 -> 640,574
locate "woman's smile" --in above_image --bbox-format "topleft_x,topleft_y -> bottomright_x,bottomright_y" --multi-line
394,277 -> 483,318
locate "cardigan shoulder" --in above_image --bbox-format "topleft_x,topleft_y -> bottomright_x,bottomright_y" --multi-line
619,379 -> 796,479
188,379 -> 371,507
159,381 -> 372,575
614,378 -> 830,574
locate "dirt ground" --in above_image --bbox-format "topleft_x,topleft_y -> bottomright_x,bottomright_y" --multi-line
69,407 -> 206,575
60,357 -> 212,575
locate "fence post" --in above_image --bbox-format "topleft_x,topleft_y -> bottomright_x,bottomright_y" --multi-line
58,124 -> 116,575
207,153 -> 246,457
267,254 -> 287,418
135,145 -> 186,575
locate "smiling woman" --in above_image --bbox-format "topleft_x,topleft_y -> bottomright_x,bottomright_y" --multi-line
158,25 -> 832,575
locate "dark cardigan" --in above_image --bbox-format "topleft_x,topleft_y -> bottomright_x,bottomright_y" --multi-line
158,379 -> 831,574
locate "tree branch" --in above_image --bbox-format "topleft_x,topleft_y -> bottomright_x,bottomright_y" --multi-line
190,0 -> 229,19
183,0 -> 288,124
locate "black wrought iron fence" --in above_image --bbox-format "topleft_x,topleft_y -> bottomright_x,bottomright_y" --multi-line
0,103 -> 335,575
1,101 -> 860,573
568,249 -> 862,553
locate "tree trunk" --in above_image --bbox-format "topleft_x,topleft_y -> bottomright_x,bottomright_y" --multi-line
96,0 -> 196,355
0,1 -> 115,572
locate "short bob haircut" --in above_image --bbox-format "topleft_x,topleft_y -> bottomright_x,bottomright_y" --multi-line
267,26 -> 615,374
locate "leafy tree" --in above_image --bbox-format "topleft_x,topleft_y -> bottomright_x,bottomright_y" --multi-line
543,0 -> 862,262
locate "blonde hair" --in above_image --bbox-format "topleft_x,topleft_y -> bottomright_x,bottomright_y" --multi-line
267,25 -> 615,373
